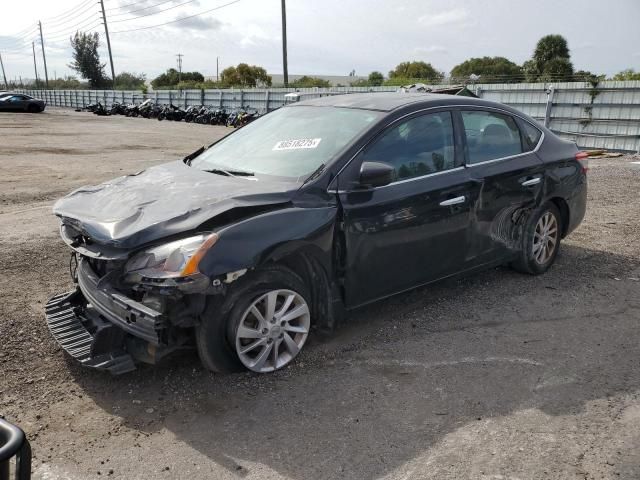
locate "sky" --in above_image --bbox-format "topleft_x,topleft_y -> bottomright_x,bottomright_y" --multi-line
0,0 -> 639,83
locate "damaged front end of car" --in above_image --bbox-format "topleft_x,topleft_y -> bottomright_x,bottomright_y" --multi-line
44,161 -> 303,374
45,224 -> 228,374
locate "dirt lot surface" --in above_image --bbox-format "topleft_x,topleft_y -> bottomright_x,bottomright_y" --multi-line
1,109 -> 639,480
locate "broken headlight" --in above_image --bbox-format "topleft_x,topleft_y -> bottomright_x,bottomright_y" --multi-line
124,233 -> 219,281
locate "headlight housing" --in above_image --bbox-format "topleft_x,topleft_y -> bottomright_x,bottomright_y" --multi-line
124,233 -> 218,281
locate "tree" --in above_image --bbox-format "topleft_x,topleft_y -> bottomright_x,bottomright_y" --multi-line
289,76 -> 331,88
115,72 -> 146,90
151,68 -> 204,89
68,31 -> 109,88
525,34 -> 574,82
533,34 -> 570,71
612,69 -> 640,81
388,61 -> 443,83
220,63 -> 271,87
573,70 -> 604,84
538,57 -> 574,82
368,71 -> 384,86
450,56 -> 523,83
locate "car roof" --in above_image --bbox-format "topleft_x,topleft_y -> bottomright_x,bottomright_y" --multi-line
292,92 -> 506,113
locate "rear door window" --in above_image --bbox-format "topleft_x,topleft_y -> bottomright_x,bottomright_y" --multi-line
461,110 -> 523,164
519,120 -> 543,151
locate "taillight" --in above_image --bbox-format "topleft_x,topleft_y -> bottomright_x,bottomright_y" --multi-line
576,151 -> 589,173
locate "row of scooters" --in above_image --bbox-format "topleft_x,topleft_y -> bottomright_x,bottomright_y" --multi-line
81,99 -> 262,127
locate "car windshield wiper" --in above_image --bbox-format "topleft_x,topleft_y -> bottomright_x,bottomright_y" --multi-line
302,163 -> 326,185
204,168 -> 255,177
184,146 -> 205,165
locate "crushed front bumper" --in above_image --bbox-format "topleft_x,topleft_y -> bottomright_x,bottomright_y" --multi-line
45,290 -> 136,375
45,258 -> 166,374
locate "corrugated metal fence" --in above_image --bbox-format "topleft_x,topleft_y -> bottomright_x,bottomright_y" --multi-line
18,81 -> 640,152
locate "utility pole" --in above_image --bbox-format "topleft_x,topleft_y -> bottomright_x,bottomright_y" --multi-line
281,0 -> 288,86
32,41 -> 39,87
176,53 -> 183,84
38,21 -> 49,87
99,0 -> 116,89
216,56 -> 219,82
0,53 -> 8,89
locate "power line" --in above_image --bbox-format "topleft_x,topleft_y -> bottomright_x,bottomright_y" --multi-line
44,1 -> 100,28
0,28 -> 39,49
0,37 -> 38,51
12,24 -> 39,37
106,0 -> 159,12
0,45 -> 34,55
111,0 -> 242,33
44,19 -> 104,42
110,0 -> 197,23
42,0 -> 95,22
109,0 -> 185,17
5,25 -> 39,41
43,11 -> 101,36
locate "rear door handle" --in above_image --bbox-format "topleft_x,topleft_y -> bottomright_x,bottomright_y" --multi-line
521,177 -> 541,187
439,196 -> 466,206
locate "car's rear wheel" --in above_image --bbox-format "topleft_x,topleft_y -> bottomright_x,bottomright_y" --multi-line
27,104 -> 40,113
196,265 -> 311,373
512,202 -> 562,275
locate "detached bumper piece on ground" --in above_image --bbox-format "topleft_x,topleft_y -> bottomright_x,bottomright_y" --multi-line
45,290 -> 136,375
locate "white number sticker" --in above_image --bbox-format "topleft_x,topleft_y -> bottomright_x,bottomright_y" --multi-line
273,138 -> 322,151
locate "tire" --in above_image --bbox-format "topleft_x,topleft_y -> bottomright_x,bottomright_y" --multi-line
196,265 -> 312,374
511,201 -> 562,275
27,104 -> 40,113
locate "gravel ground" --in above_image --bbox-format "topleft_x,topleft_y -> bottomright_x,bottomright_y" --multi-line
1,109 -> 639,480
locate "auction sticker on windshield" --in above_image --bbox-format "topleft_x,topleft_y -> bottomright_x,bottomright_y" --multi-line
273,138 -> 322,150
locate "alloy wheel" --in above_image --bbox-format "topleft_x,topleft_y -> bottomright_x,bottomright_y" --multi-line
533,211 -> 558,265
235,289 -> 310,373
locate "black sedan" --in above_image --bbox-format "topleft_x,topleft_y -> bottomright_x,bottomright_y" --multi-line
46,93 -> 587,375
0,93 -> 46,112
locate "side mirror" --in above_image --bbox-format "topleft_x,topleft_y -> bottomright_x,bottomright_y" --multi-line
359,161 -> 395,188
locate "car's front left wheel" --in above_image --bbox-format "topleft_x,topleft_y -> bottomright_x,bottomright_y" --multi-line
196,265 -> 311,374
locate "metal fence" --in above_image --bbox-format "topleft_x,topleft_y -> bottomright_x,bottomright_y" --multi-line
17,81 -> 640,152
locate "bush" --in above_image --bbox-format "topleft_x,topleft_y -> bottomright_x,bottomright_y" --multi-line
151,68 -> 205,89
289,76 -> 331,88
115,72 -> 146,90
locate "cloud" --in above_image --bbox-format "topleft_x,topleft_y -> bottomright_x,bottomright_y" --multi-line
414,45 -> 448,55
170,16 -> 223,31
116,0 -> 200,15
237,24 -> 273,49
418,8 -> 470,27
0,35 -> 31,52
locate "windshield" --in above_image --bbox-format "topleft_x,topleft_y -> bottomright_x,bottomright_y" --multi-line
190,106 -> 382,179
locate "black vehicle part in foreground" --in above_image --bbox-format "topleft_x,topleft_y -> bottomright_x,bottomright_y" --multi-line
47,93 -> 588,375
0,418 -> 31,480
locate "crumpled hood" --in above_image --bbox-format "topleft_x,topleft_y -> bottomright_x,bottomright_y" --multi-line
53,160 -> 295,249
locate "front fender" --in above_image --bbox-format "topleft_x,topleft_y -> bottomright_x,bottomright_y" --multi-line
198,207 -> 338,278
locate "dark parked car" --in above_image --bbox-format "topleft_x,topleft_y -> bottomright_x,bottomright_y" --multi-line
0,93 -> 45,112
46,93 -> 587,375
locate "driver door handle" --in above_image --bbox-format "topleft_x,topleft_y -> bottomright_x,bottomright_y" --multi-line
439,196 -> 466,207
521,177 -> 541,187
